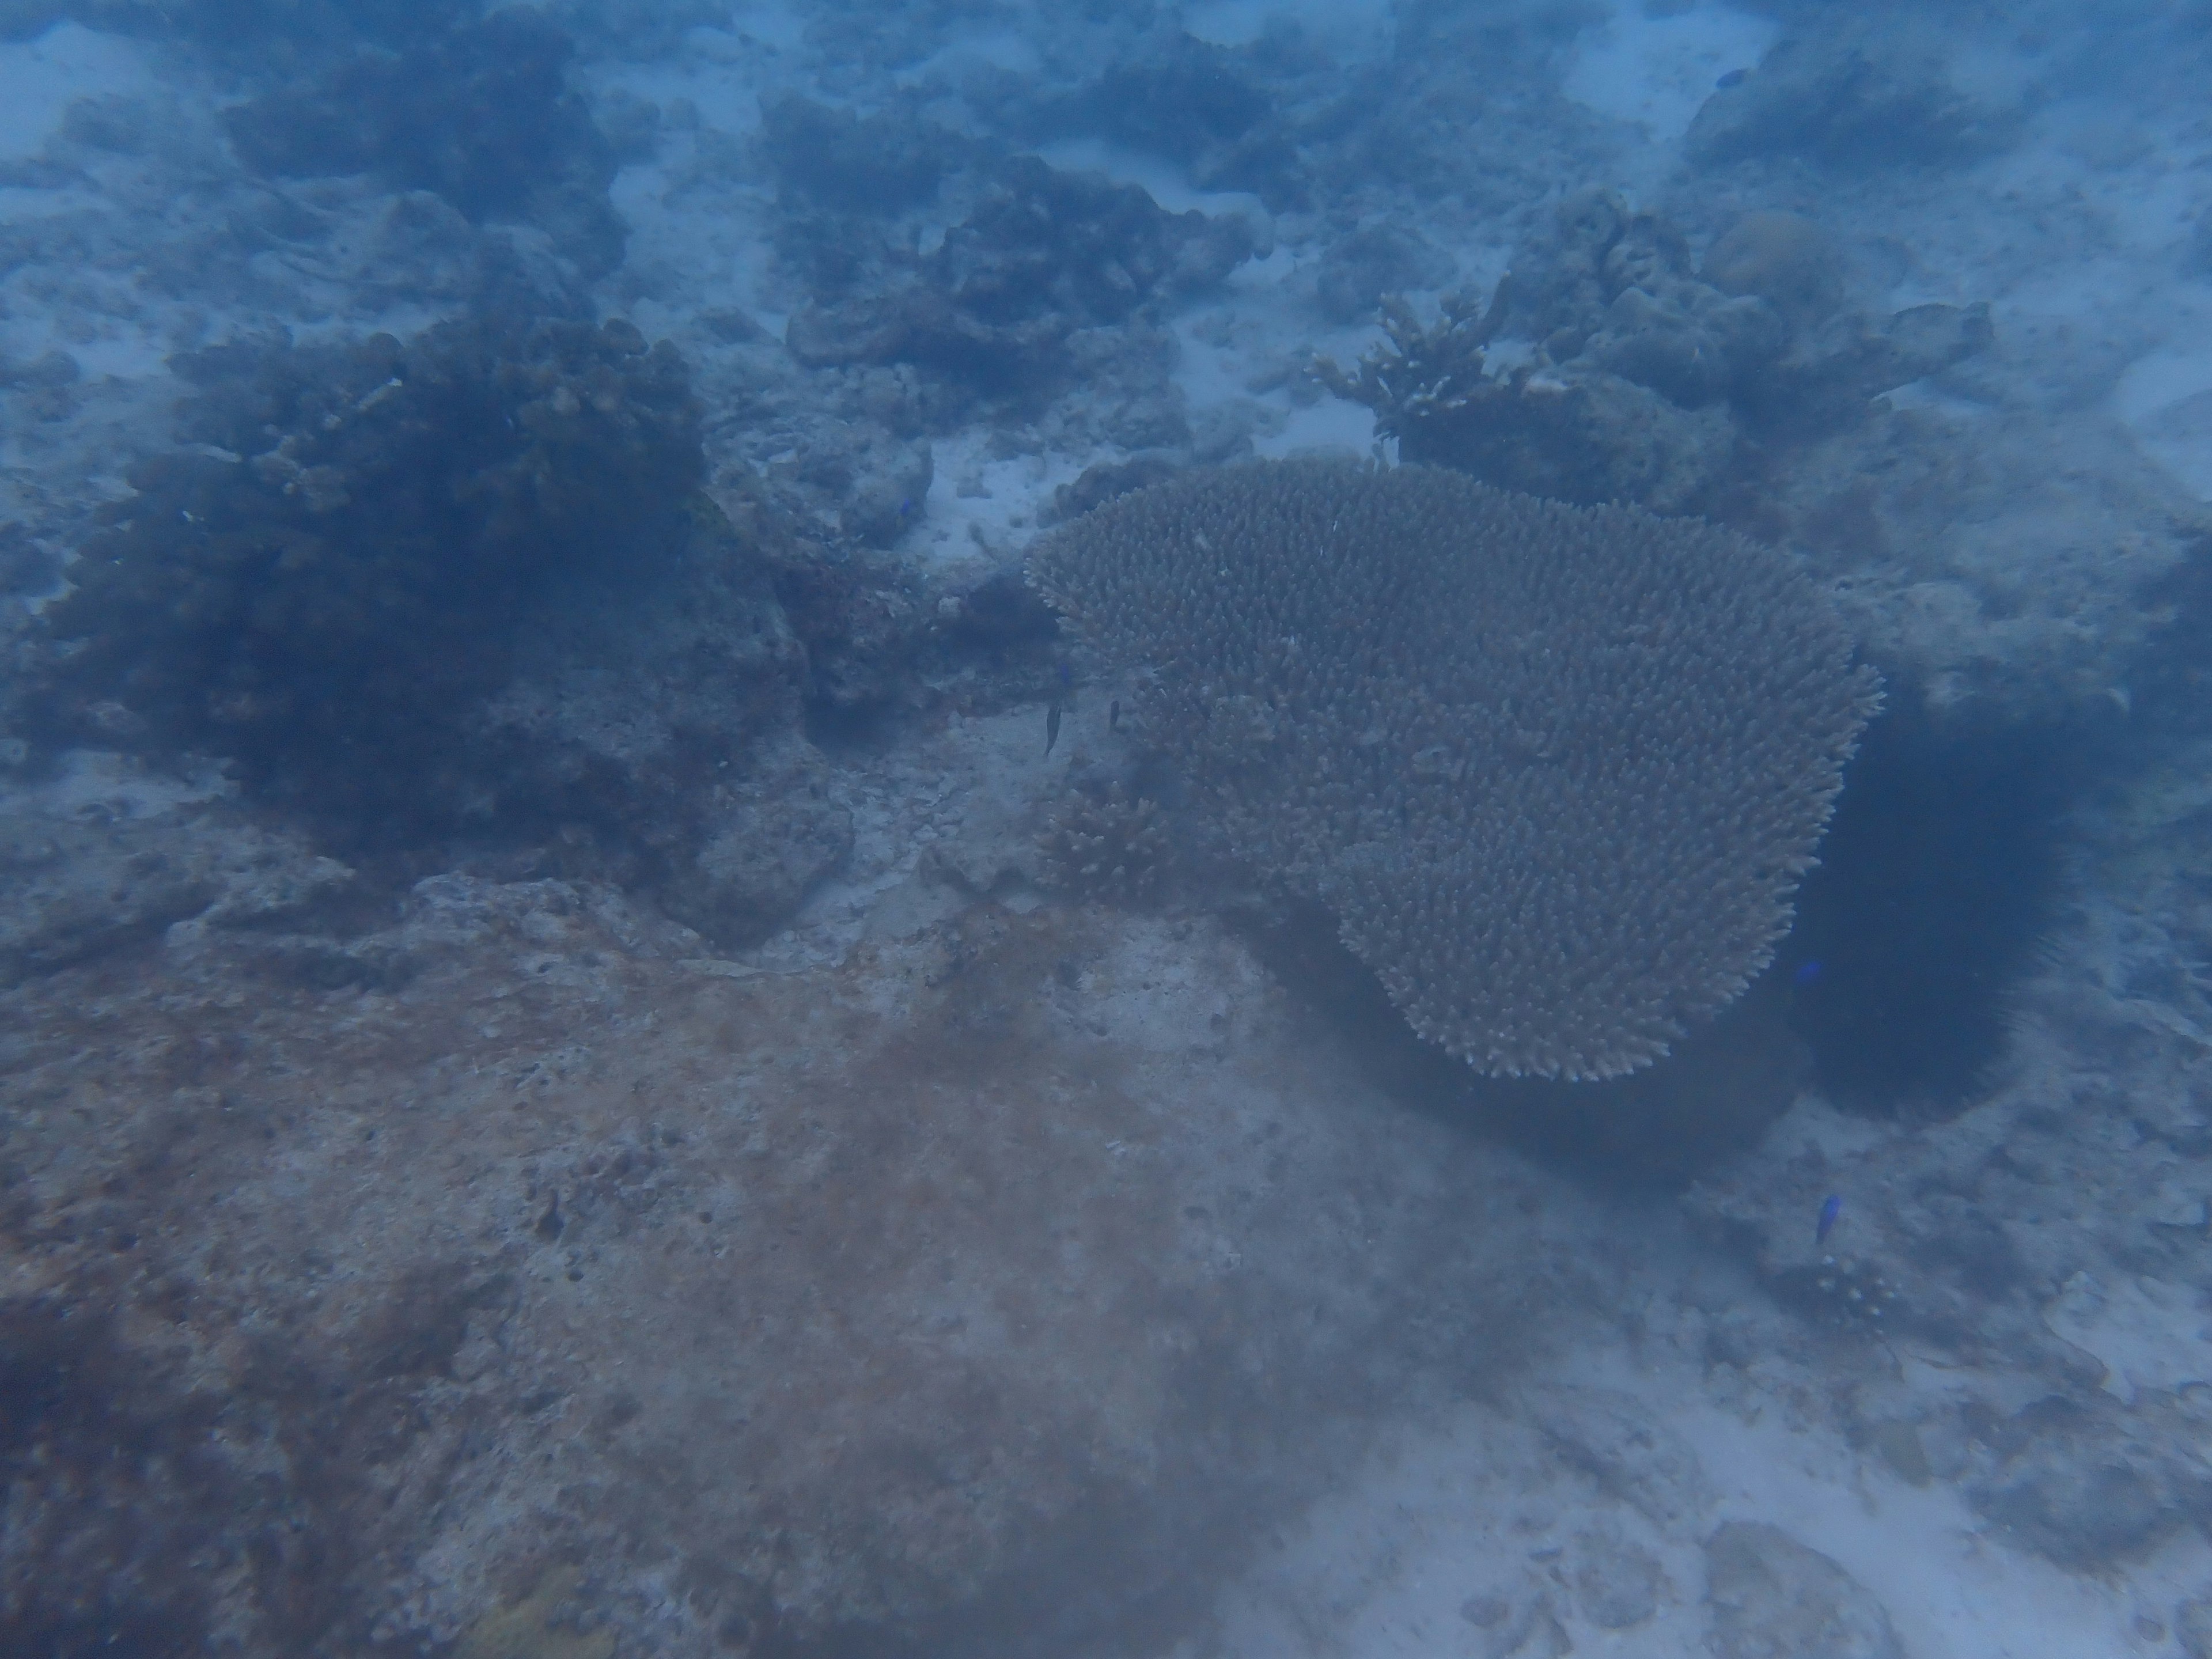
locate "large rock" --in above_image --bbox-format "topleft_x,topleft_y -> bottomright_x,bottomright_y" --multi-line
0,809 -> 353,987
662,740 -> 855,945
1703,1522 -> 1905,1659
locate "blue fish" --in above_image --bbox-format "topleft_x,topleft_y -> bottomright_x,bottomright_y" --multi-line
1715,67 -> 1748,89
1816,1194 -> 1843,1245
1791,959 -> 1823,988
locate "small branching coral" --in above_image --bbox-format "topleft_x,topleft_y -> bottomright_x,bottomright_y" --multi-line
1036,783 -> 1168,906
1311,287 -> 1505,445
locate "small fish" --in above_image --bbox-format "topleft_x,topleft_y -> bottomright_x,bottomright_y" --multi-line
1816,1194 -> 1843,1245
1046,698 -> 1062,755
1715,67 -> 1748,89
1109,698 -> 1121,731
1791,958 -> 1823,988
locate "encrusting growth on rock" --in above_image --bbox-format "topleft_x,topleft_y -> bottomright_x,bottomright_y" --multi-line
1027,458 -> 1879,1080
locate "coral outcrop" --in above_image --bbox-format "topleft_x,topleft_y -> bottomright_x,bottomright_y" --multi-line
1317,189 -> 1990,513
1028,458 -> 1878,1080
29,316 -> 702,821
783,155 -> 1257,411
17,316 -> 847,950
1685,25 -> 2018,172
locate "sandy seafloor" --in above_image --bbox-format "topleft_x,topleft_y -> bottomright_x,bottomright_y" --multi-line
6,2 -> 2212,1657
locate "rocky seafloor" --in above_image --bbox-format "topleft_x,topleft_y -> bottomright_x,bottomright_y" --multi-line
5,2 -> 2212,1656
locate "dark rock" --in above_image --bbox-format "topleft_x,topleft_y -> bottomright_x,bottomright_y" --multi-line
783,156 -> 1256,402
1969,1392 -> 2212,1567
1,348 -> 79,389
1703,211 -> 1848,325
1687,28 -> 2018,171
1471,1594 -> 1569,1659
759,93 -> 957,212
1704,1521 -> 1905,1659
1056,32 -> 1304,207
594,86 -> 663,166
1572,1528 -> 1664,1628
941,569 -> 1059,650
2179,1594 -> 2212,1659
1315,221 -> 1457,324
772,422 -> 933,550
1048,453 -> 1184,524
222,10 -> 624,277
1092,35 -> 1273,167
0,812 -> 354,987
662,741 -> 854,945
0,519 -> 54,594
711,471 -> 926,720
1742,302 -> 1994,433
699,306 -> 766,344
56,90 -> 156,154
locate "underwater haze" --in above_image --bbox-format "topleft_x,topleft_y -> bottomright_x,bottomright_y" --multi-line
3,1 -> 2212,1654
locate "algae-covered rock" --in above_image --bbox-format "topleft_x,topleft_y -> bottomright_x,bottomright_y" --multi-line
0,811 -> 353,987
29,316 -> 700,824
455,1567 -> 615,1659
1704,1522 -> 1906,1659
662,740 -> 854,946
1685,26 -> 2018,171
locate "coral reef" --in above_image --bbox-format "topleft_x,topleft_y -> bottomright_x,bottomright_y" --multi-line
1036,781 -> 1167,906
1798,1253 -> 1902,1329
1028,459 -> 1878,1080
1316,189 -> 1990,512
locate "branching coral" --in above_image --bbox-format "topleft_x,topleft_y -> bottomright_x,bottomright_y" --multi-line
1028,458 -> 1879,1080
1037,783 -> 1168,906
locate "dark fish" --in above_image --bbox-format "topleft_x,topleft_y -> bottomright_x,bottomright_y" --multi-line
1791,959 -> 1823,988
1816,1194 -> 1843,1245
1715,67 -> 1748,89
1109,698 -> 1121,730
1046,698 -> 1062,755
